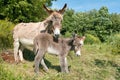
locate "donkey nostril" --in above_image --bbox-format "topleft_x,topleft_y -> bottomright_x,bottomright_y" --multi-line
76,50 -> 81,56
55,34 -> 59,38
76,54 -> 80,56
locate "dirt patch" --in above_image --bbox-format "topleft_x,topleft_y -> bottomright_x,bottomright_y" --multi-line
0,51 -> 15,63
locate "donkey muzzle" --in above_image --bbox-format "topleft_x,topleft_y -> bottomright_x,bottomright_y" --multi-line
76,50 -> 81,56
54,28 -> 60,37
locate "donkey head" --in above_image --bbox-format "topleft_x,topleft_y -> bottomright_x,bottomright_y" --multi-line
43,4 -> 67,38
72,34 -> 85,56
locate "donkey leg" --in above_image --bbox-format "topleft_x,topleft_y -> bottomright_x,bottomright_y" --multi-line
59,56 -> 69,73
34,50 -> 45,73
18,47 -> 24,62
41,59 -> 49,72
14,39 -> 20,63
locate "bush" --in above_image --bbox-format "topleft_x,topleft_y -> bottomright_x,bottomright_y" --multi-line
84,34 -> 101,44
64,31 -> 71,37
0,20 -> 14,50
107,33 -> 120,55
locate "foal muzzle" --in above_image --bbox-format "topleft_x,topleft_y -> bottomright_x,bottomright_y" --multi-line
75,50 -> 81,56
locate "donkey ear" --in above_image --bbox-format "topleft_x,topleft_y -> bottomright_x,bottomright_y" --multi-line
72,33 -> 77,38
43,4 -> 53,14
59,3 -> 67,14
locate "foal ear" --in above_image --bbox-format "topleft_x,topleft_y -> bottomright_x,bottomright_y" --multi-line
43,4 -> 53,14
59,3 -> 67,14
72,33 -> 77,38
82,36 -> 86,40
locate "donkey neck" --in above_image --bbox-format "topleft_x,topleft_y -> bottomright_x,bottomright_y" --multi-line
58,37 -> 74,51
66,38 -> 74,50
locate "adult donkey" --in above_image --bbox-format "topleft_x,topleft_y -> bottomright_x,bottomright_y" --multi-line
13,4 -> 67,63
33,33 -> 85,73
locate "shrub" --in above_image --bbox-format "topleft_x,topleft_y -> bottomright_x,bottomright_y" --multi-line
84,34 -> 101,44
64,31 -> 71,37
107,33 -> 120,55
0,20 -> 14,50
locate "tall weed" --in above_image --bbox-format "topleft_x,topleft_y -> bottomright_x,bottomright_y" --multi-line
107,33 -> 120,55
84,34 -> 101,44
0,20 -> 14,50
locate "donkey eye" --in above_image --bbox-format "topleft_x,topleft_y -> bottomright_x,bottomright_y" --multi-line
75,46 -> 77,49
55,16 -> 57,19
60,20 -> 62,23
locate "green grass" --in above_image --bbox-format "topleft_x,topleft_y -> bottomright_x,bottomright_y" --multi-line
0,43 -> 120,80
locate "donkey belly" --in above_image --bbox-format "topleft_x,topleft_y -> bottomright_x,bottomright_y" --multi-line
47,46 -> 59,55
19,38 -> 34,51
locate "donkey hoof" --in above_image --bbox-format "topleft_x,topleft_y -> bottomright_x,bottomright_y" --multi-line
34,70 -> 39,74
44,68 -> 49,72
66,71 -> 69,73
20,60 -> 26,64
15,62 -> 19,64
33,64 -> 35,68
15,60 -> 20,64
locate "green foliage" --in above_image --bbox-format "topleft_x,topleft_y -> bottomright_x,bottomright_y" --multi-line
0,20 -> 14,50
0,63 -> 32,80
107,33 -> 120,55
110,13 -> 120,33
62,7 -> 120,42
62,9 -> 75,34
84,34 -> 101,44
0,0 -> 55,23
64,31 -> 71,37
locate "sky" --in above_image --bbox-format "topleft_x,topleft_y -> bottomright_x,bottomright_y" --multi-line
51,0 -> 120,13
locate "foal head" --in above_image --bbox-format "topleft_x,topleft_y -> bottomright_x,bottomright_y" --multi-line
72,34 -> 85,56
43,4 -> 67,38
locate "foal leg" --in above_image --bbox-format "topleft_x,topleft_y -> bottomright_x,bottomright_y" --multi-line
34,50 -> 45,73
59,56 -> 69,73
41,59 -> 49,72
14,39 -> 20,63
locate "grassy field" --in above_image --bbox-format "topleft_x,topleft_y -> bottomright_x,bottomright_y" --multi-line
0,43 -> 120,80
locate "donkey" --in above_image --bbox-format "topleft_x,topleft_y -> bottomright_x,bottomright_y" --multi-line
13,4 -> 67,63
33,33 -> 85,73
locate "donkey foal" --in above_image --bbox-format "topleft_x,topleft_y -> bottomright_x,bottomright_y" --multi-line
33,33 -> 85,73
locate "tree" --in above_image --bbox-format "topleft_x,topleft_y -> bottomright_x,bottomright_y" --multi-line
62,6 -> 120,42
94,6 -> 112,41
0,0 -> 56,23
110,13 -> 120,33
62,9 -> 75,36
